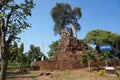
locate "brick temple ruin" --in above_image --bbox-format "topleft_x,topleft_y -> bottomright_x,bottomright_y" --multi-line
34,28 -> 93,70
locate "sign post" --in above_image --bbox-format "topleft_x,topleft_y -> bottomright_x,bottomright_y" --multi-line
100,45 -> 117,76
100,45 -> 112,67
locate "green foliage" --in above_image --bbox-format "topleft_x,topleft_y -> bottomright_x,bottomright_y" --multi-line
84,29 -> 120,45
51,3 -> 82,35
85,50 -> 96,71
80,56 -> 86,67
98,70 -> 105,76
9,42 -> 18,62
9,42 -> 26,69
0,0 -> 35,41
47,40 -> 59,57
84,29 -> 120,58
99,51 -> 114,61
11,43 -> 29,70
16,43 -> 24,62
25,44 -> 44,65
85,50 -> 95,61
15,43 -> 26,70
0,0 -> 35,79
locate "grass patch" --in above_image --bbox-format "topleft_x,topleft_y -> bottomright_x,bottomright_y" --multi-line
116,68 -> 120,76
79,73 -> 87,78
6,67 -> 120,80
50,69 -> 119,80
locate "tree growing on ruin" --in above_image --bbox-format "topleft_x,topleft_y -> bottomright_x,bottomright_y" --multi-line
51,3 -> 82,38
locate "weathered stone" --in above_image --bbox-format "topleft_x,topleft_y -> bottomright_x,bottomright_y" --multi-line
35,29 -> 92,70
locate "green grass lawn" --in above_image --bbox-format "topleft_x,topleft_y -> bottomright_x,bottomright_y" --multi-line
5,67 -> 120,80
49,69 -> 120,80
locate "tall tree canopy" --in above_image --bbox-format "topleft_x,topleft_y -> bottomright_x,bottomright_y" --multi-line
0,0 -> 35,79
84,29 -> 120,58
16,43 -> 25,70
51,3 -> 82,38
9,42 -> 18,62
26,44 -> 44,64
47,40 -> 59,57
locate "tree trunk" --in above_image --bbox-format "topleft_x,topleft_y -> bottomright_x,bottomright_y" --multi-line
88,60 -> 91,71
0,40 -> 9,80
68,23 -> 77,38
1,58 -> 8,80
0,18 -> 9,80
80,56 -> 83,67
19,62 -> 22,70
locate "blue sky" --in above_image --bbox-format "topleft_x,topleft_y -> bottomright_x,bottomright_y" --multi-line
19,0 -> 120,56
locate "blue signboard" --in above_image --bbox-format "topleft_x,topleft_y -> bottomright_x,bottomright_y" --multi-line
100,45 -> 112,67
100,45 -> 112,51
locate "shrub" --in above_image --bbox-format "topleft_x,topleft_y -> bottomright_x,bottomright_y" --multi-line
98,70 -> 105,76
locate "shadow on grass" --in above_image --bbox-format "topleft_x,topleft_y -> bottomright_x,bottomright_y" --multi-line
116,68 -> 120,70
7,69 -> 52,79
7,70 -> 30,75
7,69 -> 40,80
7,75 -> 40,79
6,69 -> 41,79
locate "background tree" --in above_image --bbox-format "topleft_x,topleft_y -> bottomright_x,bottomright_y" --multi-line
0,0 -> 35,79
84,29 -> 120,58
26,44 -> 44,66
9,41 -> 18,63
85,50 -> 95,71
8,42 -> 18,68
51,3 -> 82,38
15,43 -> 26,70
47,40 -> 59,57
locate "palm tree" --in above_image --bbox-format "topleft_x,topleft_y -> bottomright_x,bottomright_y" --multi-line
51,3 -> 82,38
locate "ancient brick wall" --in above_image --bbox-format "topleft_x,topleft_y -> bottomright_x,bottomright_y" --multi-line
34,29 -> 92,70
34,59 -> 87,70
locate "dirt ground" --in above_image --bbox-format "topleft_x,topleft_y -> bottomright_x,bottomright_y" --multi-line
6,67 -> 120,80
